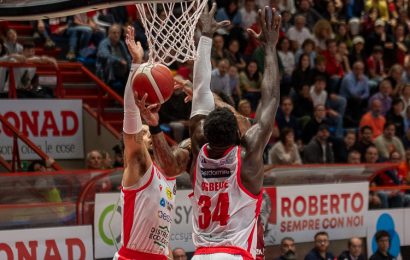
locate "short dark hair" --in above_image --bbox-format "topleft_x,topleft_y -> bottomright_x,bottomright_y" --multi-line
314,231 -> 329,240
280,127 -> 294,144
384,121 -> 396,130
23,41 -> 35,49
375,230 -> 390,242
204,107 -> 239,147
360,125 -> 373,134
281,237 -> 295,244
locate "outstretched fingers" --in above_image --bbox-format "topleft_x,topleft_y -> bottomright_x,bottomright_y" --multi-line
209,2 -> 217,17
216,20 -> 231,30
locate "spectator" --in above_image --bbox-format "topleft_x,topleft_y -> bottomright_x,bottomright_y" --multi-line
226,39 -> 246,70
321,39 -> 344,84
211,58 -> 232,102
386,98 -> 405,137
211,34 -> 229,67
392,24 -> 409,66
340,61 -> 369,126
386,64 -> 404,97
303,124 -> 335,164
239,0 -> 257,30
347,150 -> 362,164
338,237 -> 365,260
96,24 -> 131,95
100,150 -> 113,169
302,104 -> 330,144
286,15 -> 313,51
277,0 -> 296,14
365,19 -> 395,68
277,37 -> 295,96
402,63 -> 410,85
239,60 -> 262,111
333,130 -> 357,163
400,84 -> 410,114
365,0 -> 389,21
228,65 -> 241,105
312,20 -> 333,51
357,125 -> 374,159
65,14 -> 94,60
310,75 -> 346,137
237,99 -> 255,119
366,46 -> 385,87
294,38 -> 317,68
323,1 -> 342,26
369,230 -> 394,260
374,122 -> 405,159
368,79 -> 393,116
86,150 -> 103,169
276,237 -> 297,260
293,85 -> 314,119
112,145 -> 123,167
359,99 -> 386,139
304,231 -> 335,260
32,20 -> 56,49
349,36 -> 366,67
276,97 -> 302,139
295,0 -> 323,30
269,128 -> 302,165
335,22 -> 352,48
215,1 -> 242,29
172,248 -> 187,260
292,53 -> 314,94
338,41 -> 352,74
4,29 -> 23,54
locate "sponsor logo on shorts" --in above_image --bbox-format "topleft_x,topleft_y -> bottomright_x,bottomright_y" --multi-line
200,167 -> 231,178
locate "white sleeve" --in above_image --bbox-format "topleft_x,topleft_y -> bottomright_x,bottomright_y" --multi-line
123,64 -> 143,134
190,36 -> 215,118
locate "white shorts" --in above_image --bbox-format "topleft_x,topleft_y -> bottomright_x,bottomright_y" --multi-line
192,253 -> 244,260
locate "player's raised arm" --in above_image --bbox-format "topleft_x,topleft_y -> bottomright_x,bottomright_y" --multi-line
242,7 -> 281,192
189,3 -> 230,156
122,26 -> 152,188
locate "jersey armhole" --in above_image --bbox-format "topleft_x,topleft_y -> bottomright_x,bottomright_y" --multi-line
122,164 -> 154,191
237,147 -> 261,200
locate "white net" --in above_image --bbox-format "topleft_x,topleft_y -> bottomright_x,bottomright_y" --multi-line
136,0 -> 207,66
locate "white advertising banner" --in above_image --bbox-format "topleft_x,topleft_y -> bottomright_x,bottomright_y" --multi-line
405,209 -> 410,245
94,190 -> 194,259
0,99 -> 84,160
0,225 -> 93,260
266,182 -> 369,243
366,209 -> 405,260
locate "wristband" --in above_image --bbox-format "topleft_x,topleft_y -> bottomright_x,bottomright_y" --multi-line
149,125 -> 162,135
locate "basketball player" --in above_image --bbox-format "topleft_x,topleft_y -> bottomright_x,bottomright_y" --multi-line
188,5 -> 281,260
114,26 -> 189,260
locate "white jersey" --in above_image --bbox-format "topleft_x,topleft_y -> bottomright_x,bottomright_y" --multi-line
189,145 -> 262,259
115,164 -> 176,260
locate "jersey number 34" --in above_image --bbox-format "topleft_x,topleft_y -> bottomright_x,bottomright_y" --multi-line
198,193 -> 230,229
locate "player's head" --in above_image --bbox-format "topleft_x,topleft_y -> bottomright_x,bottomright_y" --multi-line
204,107 -> 239,148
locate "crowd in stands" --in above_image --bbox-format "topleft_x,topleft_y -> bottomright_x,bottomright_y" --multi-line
1,0 -> 410,208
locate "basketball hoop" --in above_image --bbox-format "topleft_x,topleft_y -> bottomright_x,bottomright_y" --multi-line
136,0 -> 207,66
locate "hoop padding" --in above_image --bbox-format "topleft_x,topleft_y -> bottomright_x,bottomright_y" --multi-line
136,0 -> 207,66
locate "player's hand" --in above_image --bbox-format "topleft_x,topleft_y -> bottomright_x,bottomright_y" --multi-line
174,77 -> 193,103
134,92 -> 161,126
247,7 -> 281,48
125,26 -> 144,63
199,2 -> 230,37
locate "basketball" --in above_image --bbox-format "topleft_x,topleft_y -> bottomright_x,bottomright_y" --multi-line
132,63 -> 174,104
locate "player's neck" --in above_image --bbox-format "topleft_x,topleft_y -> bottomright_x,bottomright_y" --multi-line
206,144 -> 234,159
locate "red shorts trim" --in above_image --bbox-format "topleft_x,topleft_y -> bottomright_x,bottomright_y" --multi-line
118,247 -> 167,260
195,246 -> 254,260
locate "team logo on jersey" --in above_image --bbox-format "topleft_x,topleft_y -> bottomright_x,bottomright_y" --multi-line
166,187 -> 173,200
159,184 -> 163,192
173,184 -> 176,195
160,198 -> 166,207
200,167 -> 231,178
